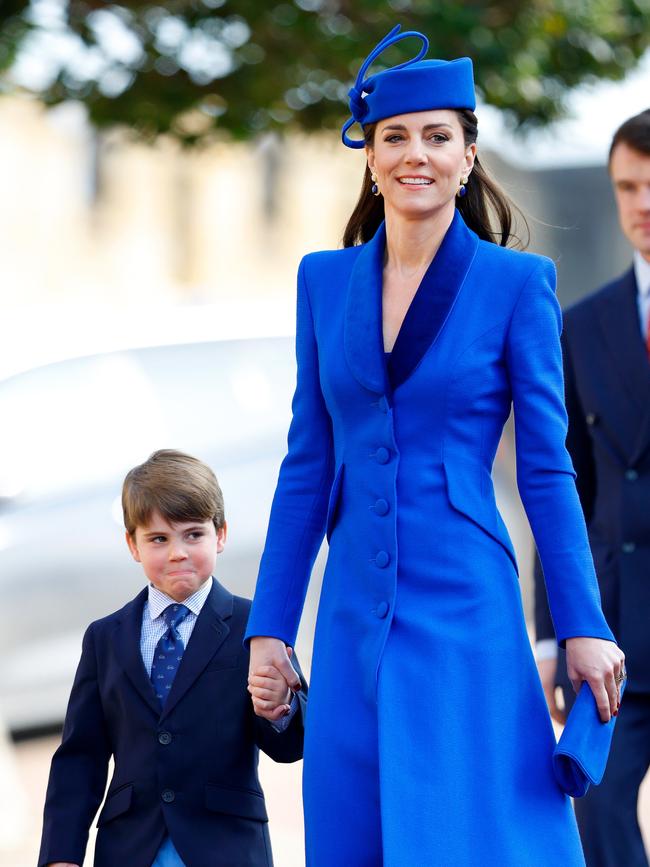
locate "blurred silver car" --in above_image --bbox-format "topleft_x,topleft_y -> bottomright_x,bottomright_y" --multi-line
0,336 -> 323,733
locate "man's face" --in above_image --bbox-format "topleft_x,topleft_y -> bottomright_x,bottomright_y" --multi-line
610,142 -> 650,262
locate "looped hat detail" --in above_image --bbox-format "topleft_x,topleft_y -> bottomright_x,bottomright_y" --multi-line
341,24 -> 476,149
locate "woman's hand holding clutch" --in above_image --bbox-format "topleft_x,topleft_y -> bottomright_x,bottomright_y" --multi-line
565,637 -> 626,723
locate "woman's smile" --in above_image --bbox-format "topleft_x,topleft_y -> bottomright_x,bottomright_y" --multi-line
397,175 -> 434,187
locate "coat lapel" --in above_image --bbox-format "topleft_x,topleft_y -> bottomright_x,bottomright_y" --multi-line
344,221 -> 389,395
595,269 -> 650,462
160,578 -> 232,719
344,211 -> 479,395
113,588 -> 162,717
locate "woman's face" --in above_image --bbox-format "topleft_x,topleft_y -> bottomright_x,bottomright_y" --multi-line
366,109 -> 476,220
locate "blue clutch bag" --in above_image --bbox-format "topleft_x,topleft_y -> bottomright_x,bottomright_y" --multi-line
553,678 -> 625,798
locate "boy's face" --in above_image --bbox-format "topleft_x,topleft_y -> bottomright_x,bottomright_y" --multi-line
126,511 -> 227,602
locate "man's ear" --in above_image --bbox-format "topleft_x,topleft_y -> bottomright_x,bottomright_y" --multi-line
126,530 -> 141,562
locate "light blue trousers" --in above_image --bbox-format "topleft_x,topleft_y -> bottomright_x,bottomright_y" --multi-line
151,836 -> 186,867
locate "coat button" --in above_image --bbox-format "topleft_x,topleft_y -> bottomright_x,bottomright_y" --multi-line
625,469 -> 639,481
622,542 -> 636,554
375,550 -> 390,568
161,789 -> 175,803
376,601 -> 389,619
373,498 -> 389,516
585,413 -> 597,426
375,447 -> 390,464
158,731 -> 172,745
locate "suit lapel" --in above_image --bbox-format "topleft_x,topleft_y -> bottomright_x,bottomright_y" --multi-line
595,269 -> 650,462
596,269 -> 649,412
113,588 -> 162,717
160,579 -> 232,719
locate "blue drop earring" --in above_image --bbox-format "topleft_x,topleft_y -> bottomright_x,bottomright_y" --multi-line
457,176 -> 468,198
371,171 -> 380,196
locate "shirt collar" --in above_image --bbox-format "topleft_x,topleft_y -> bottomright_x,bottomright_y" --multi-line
633,250 -> 650,298
147,576 -> 213,620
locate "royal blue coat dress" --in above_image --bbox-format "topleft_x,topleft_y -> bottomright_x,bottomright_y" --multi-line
245,211 -> 615,866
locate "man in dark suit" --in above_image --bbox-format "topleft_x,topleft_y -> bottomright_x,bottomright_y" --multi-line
38,449 -> 306,867
535,109 -> 650,867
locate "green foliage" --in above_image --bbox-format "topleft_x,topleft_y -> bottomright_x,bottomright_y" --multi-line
1,0 -> 649,143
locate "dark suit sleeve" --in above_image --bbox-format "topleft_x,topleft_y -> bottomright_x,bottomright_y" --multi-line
38,623 -> 112,867
561,328 -> 597,519
253,653 -> 307,763
533,323 -> 598,642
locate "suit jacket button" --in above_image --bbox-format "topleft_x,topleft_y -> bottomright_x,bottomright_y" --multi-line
625,469 -> 639,481
585,412 -> 597,426
376,601 -> 389,619
158,731 -> 172,745
622,542 -> 636,554
375,447 -> 390,464
161,789 -> 175,803
375,550 -> 390,568
373,499 -> 390,516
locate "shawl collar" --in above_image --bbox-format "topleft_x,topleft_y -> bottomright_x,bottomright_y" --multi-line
595,268 -> 650,463
344,209 -> 479,395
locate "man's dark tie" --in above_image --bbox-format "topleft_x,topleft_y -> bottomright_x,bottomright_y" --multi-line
150,604 -> 191,707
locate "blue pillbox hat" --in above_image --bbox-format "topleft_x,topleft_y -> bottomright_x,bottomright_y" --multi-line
342,25 -> 476,149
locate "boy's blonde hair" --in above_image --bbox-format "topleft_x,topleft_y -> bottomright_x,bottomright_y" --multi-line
122,449 -> 225,536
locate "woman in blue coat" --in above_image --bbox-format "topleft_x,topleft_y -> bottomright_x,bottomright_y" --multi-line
246,26 -> 625,866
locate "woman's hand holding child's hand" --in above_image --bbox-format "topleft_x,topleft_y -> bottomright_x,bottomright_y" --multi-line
249,637 -> 301,721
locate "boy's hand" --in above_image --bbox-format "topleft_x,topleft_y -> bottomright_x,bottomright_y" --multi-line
249,637 -> 301,722
248,662 -> 292,719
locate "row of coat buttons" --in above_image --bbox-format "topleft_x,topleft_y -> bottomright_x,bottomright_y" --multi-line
371,428 -> 392,620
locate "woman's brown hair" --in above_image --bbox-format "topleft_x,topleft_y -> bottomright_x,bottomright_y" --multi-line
342,110 -> 528,250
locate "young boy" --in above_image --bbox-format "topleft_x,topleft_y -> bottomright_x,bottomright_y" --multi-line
38,449 -> 306,867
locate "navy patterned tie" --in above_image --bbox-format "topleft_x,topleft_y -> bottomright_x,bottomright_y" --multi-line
150,604 -> 191,708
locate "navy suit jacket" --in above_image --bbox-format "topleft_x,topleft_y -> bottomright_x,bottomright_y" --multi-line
535,268 -> 650,692
38,579 -> 306,867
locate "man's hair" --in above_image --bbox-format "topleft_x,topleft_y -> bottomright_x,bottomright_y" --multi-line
122,449 -> 225,536
609,109 -> 650,163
